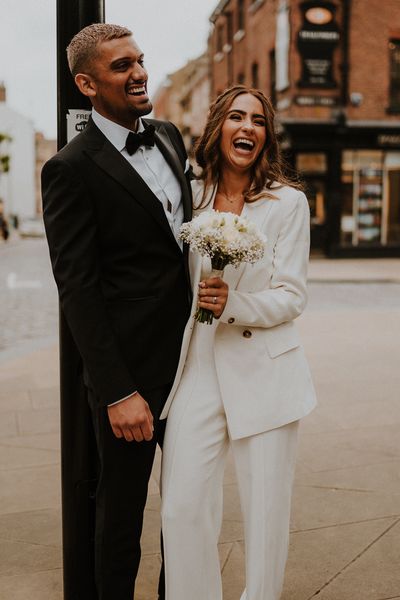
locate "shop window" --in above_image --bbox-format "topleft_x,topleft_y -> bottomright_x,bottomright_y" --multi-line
237,0 -> 245,32
251,62 -> 259,89
216,24 -> 224,53
226,12 -> 233,48
389,40 -> 400,113
341,150 -> 400,246
269,50 -> 277,107
386,152 -> 400,243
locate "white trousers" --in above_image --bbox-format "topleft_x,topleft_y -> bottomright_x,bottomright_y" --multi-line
161,323 -> 299,600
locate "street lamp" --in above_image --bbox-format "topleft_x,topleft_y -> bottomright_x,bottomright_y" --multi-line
56,2 -> 104,598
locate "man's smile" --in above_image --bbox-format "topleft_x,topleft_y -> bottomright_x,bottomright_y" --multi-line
127,84 -> 148,97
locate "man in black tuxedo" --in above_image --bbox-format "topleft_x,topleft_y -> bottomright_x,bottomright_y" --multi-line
42,23 -> 192,600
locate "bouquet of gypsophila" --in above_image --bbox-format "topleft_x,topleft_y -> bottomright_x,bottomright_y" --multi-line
179,210 -> 267,324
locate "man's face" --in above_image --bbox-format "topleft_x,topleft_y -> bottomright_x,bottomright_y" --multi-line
78,36 -> 152,130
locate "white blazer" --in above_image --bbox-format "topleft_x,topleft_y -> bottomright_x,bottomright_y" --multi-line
160,180 -> 317,439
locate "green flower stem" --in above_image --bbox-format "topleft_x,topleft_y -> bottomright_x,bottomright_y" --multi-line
195,258 -> 228,325
194,306 -> 214,324
211,255 -> 229,271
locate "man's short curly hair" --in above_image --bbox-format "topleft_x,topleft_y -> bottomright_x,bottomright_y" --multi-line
67,23 -> 132,77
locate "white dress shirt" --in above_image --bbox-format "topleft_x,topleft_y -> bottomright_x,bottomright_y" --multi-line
91,109 -> 185,405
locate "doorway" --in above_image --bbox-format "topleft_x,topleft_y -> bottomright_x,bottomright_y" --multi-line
296,152 -> 328,253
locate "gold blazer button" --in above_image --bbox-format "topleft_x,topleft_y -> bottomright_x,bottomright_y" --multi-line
243,329 -> 252,338
228,317 -> 235,324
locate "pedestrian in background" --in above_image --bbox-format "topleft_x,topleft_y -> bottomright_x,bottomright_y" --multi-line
0,200 -> 9,241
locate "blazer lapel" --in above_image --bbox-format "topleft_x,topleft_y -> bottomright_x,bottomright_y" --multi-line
83,121 -> 180,248
224,199 -> 274,289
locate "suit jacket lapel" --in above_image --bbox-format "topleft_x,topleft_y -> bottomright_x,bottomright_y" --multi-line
224,199 -> 274,289
151,123 -> 192,223
83,121 -> 179,248
148,120 -> 193,289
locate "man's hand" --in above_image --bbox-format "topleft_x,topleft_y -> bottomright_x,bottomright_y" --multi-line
198,276 -> 229,319
107,393 -> 154,442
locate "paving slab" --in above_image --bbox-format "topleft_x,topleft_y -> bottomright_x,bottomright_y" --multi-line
0,412 -> 18,439
16,406 -> 60,436
282,517 -> 399,600
291,484 -> 400,531
301,398 -> 400,435
0,465 -> 60,515
0,537 -> 62,577
0,569 -> 62,600
221,541 -> 246,600
297,425 -> 400,473
141,501 -> 162,556
314,518 -> 400,600
0,443 -> 59,471
220,517 -> 244,545
0,390 -> 31,412
0,373 -> 34,394
298,460 -> 400,496
0,507 -> 61,548
219,541 -> 234,570
0,432 -> 60,451
30,386 -> 59,409
135,553 -> 161,600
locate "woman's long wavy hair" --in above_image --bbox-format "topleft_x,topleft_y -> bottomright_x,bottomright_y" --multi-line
194,85 -> 302,207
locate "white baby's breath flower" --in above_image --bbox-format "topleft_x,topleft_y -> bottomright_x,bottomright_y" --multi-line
179,209 -> 266,268
179,210 -> 267,324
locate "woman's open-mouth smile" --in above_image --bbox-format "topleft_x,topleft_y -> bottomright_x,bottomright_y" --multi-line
232,137 -> 256,155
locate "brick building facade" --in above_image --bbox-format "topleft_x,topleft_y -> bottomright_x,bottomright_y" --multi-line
209,0 -> 400,256
153,54 -> 210,154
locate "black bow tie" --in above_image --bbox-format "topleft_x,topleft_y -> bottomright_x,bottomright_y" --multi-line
125,124 -> 156,155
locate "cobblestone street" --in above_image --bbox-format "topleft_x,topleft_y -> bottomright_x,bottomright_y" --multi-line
0,238 -> 58,362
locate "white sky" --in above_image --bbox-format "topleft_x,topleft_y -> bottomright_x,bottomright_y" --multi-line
0,0 -> 218,139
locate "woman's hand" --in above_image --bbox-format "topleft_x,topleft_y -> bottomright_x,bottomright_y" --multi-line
198,276 -> 229,319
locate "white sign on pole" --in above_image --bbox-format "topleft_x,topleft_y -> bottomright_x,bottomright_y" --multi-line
66,109 -> 91,143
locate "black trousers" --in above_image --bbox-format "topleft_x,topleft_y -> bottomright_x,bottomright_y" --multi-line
88,385 -> 169,600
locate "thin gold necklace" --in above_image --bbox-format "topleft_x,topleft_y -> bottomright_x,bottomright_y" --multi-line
218,188 -> 245,204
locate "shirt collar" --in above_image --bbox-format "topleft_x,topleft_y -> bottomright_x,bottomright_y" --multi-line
91,108 -> 146,153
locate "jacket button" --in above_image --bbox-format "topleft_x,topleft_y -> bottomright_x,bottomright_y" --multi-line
228,317 -> 235,324
243,329 -> 252,338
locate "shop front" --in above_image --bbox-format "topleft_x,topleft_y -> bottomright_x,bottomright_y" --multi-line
283,121 -> 400,257
341,149 -> 400,250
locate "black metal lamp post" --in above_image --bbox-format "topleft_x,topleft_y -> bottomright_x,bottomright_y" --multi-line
56,2 -> 104,598
57,0 -> 104,148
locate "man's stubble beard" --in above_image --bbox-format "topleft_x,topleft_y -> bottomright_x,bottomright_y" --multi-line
131,100 -> 153,118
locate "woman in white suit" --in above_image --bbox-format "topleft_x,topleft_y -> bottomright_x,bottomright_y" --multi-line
160,86 -> 317,600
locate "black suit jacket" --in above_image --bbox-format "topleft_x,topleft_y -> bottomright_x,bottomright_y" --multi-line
42,117 -> 192,597
42,117 -> 192,406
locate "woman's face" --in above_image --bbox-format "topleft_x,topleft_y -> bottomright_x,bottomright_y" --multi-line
219,93 -> 267,175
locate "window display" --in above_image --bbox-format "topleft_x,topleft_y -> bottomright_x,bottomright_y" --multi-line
356,165 -> 383,243
341,150 -> 400,247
